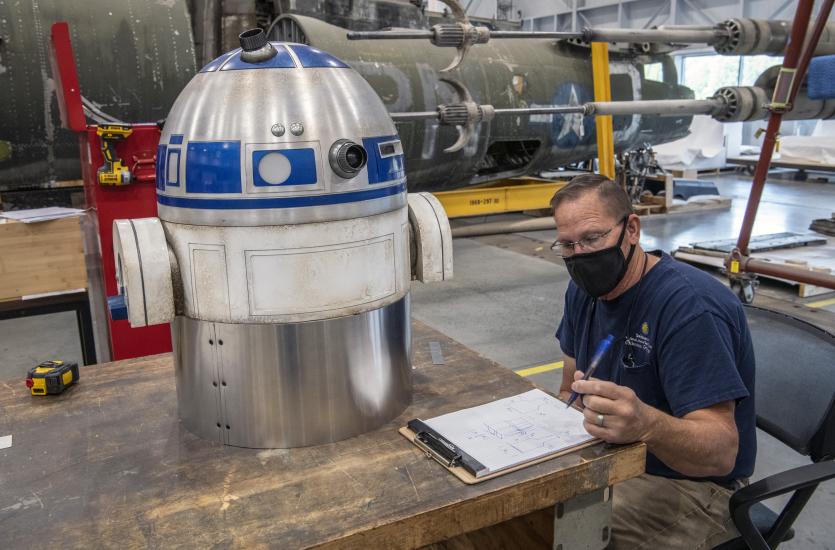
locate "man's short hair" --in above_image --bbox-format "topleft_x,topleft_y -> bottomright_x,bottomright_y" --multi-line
550,173 -> 634,221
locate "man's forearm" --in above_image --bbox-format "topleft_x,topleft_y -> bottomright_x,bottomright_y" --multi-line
642,405 -> 738,478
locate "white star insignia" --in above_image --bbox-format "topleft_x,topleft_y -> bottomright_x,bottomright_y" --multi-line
557,85 -> 585,141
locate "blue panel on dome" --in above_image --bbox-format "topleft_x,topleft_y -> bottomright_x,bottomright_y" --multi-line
156,145 -> 167,191
169,134 -> 184,145
289,45 -> 349,68
199,50 -> 238,73
252,149 -> 317,186
219,44 -> 296,71
185,141 -> 242,194
363,135 -> 405,184
158,182 -> 405,209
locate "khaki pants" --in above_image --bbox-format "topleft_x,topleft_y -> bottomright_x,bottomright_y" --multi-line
610,473 -> 740,550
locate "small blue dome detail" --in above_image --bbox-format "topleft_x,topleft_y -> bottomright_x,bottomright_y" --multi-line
199,42 -> 349,72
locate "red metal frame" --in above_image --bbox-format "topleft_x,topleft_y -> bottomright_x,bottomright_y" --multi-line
51,22 -> 172,360
731,0 -> 835,293
49,22 -> 86,132
82,126 -> 173,360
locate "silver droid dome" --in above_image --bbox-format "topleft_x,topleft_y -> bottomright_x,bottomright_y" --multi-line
156,31 -> 406,227
112,30 -> 452,448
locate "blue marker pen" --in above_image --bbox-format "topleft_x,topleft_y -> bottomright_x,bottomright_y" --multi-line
565,334 -> 615,409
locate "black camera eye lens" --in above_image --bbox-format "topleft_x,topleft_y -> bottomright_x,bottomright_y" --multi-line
329,140 -> 367,178
345,146 -> 364,169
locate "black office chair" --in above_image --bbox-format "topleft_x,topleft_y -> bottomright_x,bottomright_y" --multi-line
714,306 -> 835,550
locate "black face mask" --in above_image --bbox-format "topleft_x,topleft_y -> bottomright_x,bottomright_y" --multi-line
563,219 -> 636,298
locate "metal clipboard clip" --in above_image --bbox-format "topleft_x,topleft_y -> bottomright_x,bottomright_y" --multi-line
414,430 -> 462,469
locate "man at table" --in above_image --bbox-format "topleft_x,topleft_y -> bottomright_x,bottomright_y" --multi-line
551,174 -> 756,549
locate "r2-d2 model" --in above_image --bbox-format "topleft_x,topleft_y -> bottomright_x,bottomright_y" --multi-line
112,29 -> 452,448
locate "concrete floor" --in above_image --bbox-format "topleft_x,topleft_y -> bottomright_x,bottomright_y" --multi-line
1,173 -> 833,547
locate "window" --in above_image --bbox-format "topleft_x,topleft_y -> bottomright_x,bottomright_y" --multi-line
680,54 -> 741,99
676,53 -> 813,147
678,54 -> 784,98
740,55 -> 783,85
643,62 -> 664,82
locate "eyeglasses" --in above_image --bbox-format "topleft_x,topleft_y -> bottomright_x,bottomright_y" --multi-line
550,218 -> 626,258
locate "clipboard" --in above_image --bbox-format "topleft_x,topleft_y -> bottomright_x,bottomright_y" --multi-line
399,422 -> 600,485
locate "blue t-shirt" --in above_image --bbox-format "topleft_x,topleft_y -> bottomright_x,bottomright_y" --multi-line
556,252 -> 756,483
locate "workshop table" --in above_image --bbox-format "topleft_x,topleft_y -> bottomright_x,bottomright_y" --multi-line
0,320 -> 645,549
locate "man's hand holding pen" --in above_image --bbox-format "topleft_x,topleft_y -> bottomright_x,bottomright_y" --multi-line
570,369 -> 656,445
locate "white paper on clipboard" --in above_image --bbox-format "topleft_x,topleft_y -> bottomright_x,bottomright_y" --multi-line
423,389 -> 594,477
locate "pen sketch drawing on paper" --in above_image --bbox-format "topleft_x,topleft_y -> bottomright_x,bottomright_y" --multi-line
424,389 -> 595,476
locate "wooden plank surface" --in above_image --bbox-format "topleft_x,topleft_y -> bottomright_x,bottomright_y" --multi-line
0,320 -> 645,549
675,239 -> 835,297
726,156 -> 835,172
0,217 -> 86,301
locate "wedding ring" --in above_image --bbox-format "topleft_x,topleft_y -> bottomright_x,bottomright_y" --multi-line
595,413 -> 605,427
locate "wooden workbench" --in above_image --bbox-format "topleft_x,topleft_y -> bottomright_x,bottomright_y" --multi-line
0,320 -> 645,549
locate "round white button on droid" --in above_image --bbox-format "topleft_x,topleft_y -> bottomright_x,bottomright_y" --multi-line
258,152 -> 292,185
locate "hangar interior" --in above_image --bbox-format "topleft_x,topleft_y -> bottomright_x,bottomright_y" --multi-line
0,0 -> 834,548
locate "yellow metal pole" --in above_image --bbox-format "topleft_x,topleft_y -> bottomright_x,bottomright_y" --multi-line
591,42 -> 615,179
